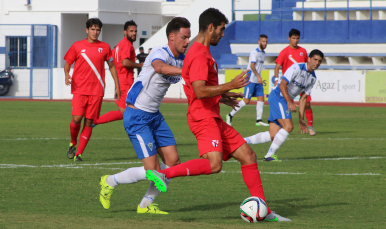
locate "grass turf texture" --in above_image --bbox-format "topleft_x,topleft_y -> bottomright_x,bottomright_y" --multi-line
0,101 -> 385,229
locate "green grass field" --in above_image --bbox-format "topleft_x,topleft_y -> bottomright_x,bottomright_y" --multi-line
0,101 -> 385,229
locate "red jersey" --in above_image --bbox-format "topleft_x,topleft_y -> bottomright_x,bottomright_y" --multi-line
182,42 -> 221,121
64,39 -> 112,96
275,45 -> 308,74
112,37 -> 136,87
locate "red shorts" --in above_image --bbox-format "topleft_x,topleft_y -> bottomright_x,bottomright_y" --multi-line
307,94 -> 312,102
71,94 -> 103,120
188,117 -> 246,161
116,86 -> 130,108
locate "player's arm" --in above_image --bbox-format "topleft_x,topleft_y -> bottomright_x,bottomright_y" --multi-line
279,79 -> 297,113
152,60 -> 181,76
298,92 -> 308,134
108,61 -> 121,100
250,62 -> 263,84
192,70 -> 249,99
64,62 -> 72,85
274,63 -> 281,87
122,58 -> 143,69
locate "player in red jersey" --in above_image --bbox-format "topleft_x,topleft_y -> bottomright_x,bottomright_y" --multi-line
274,29 -> 315,136
145,8 -> 291,222
93,20 -> 143,127
64,18 -> 120,161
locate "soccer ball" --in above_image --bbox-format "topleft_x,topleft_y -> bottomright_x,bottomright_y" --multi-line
240,196 -> 268,223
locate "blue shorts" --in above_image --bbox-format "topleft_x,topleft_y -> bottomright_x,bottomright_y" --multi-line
123,107 -> 176,160
268,91 -> 292,128
244,72 -> 264,99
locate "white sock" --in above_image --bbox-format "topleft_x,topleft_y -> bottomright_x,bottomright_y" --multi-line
106,166 -> 146,188
256,101 -> 264,121
265,129 -> 289,158
244,131 -> 271,145
230,100 -> 246,116
139,163 -> 171,208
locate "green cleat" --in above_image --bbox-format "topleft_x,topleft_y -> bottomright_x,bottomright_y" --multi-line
263,155 -> 282,162
99,175 -> 114,210
67,143 -> 76,159
146,170 -> 168,193
74,154 -> 83,162
137,204 -> 168,214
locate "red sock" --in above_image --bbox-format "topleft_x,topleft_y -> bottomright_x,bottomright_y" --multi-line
305,109 -> 313,126
94,111 -> 123,125
241,163 -> 271,214
70,120 -> 81,146
75,126 -> 92,156
158,159 -> 211,179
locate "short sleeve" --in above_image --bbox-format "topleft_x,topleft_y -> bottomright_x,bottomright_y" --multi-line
63,44 -> 77,65
249,50 -> 257,63
150,48 -> 168,64
119,43 -> 131,60
189,55 -> 210,83
282,63 -> 299,83
275,49 -> 286,65
303,49 -> 309,63
105,46 -> 112,62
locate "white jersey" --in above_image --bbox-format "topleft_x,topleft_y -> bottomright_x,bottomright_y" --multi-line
273,63 -> 316,100
126,44 -> 184,113
247,47 -> 266,83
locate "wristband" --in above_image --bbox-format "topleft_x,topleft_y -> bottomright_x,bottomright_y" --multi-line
274,77 -> 279,81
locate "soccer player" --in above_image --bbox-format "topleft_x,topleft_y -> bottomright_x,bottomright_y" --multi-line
93,20 -> 143,127
64,18 -> 120,162
98,17 -> 191,214
146,8 -> 291,222
244,50 -> 324,162
226,34 -> 269,127
274,28 -> 315,135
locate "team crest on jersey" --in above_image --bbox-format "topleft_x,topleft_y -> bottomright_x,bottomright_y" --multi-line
300,52 -> 303,56
81,49 -> 86,53
147,142 -> 154,151
98,48 -> 103,53
212,140 -> 219,147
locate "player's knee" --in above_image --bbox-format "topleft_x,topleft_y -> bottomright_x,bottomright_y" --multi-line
283,125 -> 293,133
210,162 -> 223,174
72,117 -> 82,125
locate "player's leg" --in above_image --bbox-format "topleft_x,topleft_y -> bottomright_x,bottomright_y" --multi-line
93,88 -> 127,126
68,94 -> 86,159
74,96 -> 102,161
244,121 -> 280,145
226,80 -> 253,126
255,83 -> 269,126
305,95 -> 315,136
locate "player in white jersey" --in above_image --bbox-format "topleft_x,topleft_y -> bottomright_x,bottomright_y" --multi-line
244,49 -> 323,162
98,17 -> 191,214
226,35 -> 269,127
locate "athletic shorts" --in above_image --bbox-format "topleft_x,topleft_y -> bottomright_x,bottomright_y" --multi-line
244,75 -> 264,99
116,86 -> 131,108
188,117 -> 246,161
71,94 -> 103,120
123,107 -> 176,160
307,94 -> 312,102
268,91 -> 292,128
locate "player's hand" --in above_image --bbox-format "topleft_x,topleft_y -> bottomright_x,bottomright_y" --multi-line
65,74 -> 72,85
230,70 -> 249,90
115,87 -> 121,101
298,119 -> 308,134
139,63 -> 144,68
221,96 -> 239,110
288,101 -> 298,113
223,92 -> 244,99
257,77 -> 263,84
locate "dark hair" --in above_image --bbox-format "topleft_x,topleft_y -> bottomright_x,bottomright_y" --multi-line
199,8 -> 229,32
259,34 -> 268,39
166,17 -> 191,38
148,48 -> 152,50
289,28 -> 300,37
139,47 -> 144,51
124,20 -> 137,30
86,18 -> 102,29
309,49 -> 324,59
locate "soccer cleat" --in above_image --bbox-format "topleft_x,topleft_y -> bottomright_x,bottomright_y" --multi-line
265,211 -> 292,222
137,204 -> 169,214
67,143 -> 76,159
226,114 -> 233,126
264,155 -> 282,162
99,175 -> 114,210
146,170 -> 168,193
92,123 -> 96,128
256,121 -> 269,126
74,154 -> 83,162
308,126 -> 316,136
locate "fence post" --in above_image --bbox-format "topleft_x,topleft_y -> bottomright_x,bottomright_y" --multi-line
29,25 -> 34,99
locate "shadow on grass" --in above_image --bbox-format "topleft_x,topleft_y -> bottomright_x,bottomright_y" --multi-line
175,201 -> 240,212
